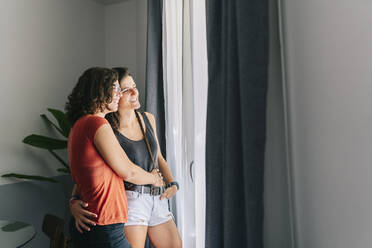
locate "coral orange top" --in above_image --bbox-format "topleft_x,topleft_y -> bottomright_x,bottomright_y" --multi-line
68,115 -> 128,225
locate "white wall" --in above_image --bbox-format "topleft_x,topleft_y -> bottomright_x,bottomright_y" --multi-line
0,0 -> 105,185
105,0 -> 147,108
0,0 -> 146,186
280,0 -> 372,247
0,1 -> 144,246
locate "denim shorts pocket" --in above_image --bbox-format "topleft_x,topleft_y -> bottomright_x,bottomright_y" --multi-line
126,191 -> 139,199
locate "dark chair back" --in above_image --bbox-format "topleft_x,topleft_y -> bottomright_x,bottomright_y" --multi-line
42,214 -> 69,248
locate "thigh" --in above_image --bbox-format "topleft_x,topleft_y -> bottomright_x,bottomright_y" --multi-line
147,220 -> 182,248
124,225 -> 148,248
148,196 -> 173,226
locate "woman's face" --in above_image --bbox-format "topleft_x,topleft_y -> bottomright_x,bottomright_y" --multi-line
118,75 -> 140,111
106,80 -> 122,113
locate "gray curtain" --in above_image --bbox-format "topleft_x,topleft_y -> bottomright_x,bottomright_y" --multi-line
144,0 -> 164,247
205,0 -> 269,247
145,0 -> 166,158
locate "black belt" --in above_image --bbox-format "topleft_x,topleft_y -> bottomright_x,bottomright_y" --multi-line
125,185 -> 165,196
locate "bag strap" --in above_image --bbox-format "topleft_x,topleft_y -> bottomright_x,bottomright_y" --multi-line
134,110 -> 159,170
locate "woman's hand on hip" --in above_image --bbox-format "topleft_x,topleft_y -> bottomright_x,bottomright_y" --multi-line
160,185 -> 178,200
69,199 -> 97,233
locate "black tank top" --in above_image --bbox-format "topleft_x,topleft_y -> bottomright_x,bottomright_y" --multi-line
114,112 -> 158,176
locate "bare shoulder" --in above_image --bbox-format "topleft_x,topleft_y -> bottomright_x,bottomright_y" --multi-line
94,123 -> 114,138
144,112 -> 156,128
93,123 -> 116,145
144,112 -> 155,123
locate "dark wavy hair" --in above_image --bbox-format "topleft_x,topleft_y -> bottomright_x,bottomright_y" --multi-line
105,67 -> 132,130
65,67 -> 118,125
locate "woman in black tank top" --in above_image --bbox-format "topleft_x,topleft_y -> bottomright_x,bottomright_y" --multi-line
70,67 -> 182,248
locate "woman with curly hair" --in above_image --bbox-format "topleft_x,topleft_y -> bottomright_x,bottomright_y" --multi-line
66,67 -> 164,248
70,67 -> 182,248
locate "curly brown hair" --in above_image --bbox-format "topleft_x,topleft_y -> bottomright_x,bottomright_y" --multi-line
105,67 -> 131,130
65,67 -> 118,125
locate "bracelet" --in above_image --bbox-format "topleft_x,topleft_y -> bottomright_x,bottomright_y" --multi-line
167,181 -> 179,190
69,195 -> 79,205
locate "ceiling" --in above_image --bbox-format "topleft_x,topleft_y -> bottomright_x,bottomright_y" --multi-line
92,0 -> 132,5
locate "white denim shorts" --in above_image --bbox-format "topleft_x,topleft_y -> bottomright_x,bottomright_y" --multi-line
125,190 -> 174,226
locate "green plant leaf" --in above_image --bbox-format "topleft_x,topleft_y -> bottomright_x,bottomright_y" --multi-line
40,114 -> 64,136
47,108 -> 71,138
23,135 -> 67,150
1,173 -> 58,183
48,150 -> 69,169
56,168 -> 70,174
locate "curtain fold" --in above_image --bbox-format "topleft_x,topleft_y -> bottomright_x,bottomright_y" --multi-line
162,0 -> 209,247
162,0 -> 184,238
205,0 -> 269,247
145,0 -> 166,157
189,0 -> 208,247
144,1 -> 164,247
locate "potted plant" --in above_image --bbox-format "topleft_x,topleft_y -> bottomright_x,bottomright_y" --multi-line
2,108 -> 71,183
